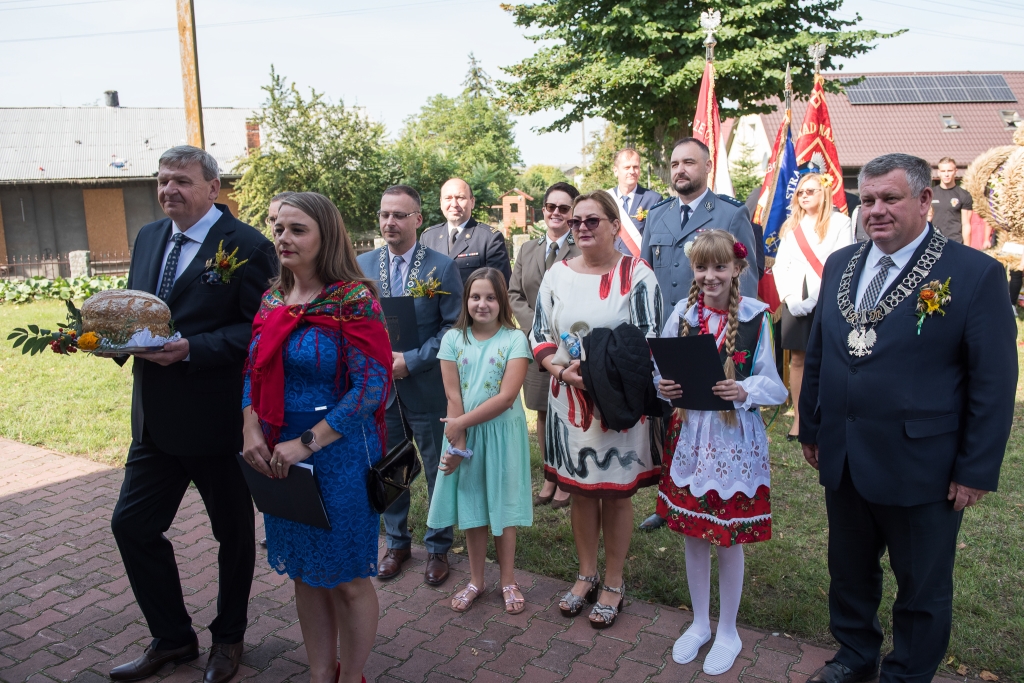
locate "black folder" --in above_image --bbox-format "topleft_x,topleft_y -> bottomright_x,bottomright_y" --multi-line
648,335 -> 734,412
235,453 -> 331,530
380,296 -> 419,352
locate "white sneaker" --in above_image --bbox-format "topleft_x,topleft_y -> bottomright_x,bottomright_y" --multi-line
702,634 -> 742,675
672,630 -> 711,664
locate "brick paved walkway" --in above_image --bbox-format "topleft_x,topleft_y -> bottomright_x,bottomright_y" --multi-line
0,439 -> 958,683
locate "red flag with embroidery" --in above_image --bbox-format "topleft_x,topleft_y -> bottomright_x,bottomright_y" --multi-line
692,60 -> 722,192
795,75 -> 848,215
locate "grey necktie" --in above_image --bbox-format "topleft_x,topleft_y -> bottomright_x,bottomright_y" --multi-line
391,255 -> 405,294
621,194 -> 631,215
544,241 -> 558,270
680,204 -> 692,230
857,255 -> 896,312
157,233 -> 189,300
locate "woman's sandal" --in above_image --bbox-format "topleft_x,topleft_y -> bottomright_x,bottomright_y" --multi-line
589,583 -> 625,629
559,573 -> 600,617
451,583 -> 482,612
502,583 -> 526,614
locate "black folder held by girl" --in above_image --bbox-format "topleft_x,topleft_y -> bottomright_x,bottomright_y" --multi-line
648,335 -> 734,412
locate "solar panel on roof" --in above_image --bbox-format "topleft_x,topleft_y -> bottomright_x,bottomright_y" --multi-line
842,74 -> 1017,104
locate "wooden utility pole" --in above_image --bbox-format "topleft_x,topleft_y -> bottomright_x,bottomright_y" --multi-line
176,0 -> 205,149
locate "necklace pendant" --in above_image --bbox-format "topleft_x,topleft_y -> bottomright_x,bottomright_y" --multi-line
847,327 -> 877,357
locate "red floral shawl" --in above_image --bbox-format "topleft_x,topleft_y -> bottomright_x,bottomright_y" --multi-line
246,281 -> 393,448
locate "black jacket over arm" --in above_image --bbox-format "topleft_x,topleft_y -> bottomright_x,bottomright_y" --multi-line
122,204 -> 277,457
799,228 -> 1017,506
580,323 -> 661,432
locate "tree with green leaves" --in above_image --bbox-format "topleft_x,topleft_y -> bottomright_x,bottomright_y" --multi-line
463,52 -> 495,99
729,142 -> 763,202
499,0 -> 898,169
575,122 -> 668,195
517,164 -> 570,211
232,68 -> 398,237
394,58 -> 522,226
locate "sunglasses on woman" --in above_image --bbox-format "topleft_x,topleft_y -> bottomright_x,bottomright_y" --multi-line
544,203 -> 572,214
566,217 -> 604,231
796,188 -> 821,197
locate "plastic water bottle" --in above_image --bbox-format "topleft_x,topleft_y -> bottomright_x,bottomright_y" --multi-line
560,332 -> 581,360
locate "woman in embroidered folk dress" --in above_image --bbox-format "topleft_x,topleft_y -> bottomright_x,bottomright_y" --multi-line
656,230 -> 788,674
530,190 -> 663,630
772,173 -> 853,440
241,193 -> 391,683
426,268 -> 534,615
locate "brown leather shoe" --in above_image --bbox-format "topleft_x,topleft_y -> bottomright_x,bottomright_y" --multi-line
377,548 -> 412,580
424,552 -> 450,586
109,641 -> 199,681
204,642 -> 243,683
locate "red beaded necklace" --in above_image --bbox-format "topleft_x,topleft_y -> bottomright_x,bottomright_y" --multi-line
696,292 -> 730,350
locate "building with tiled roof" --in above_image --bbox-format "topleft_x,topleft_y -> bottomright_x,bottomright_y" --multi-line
728,71 -> 1023,194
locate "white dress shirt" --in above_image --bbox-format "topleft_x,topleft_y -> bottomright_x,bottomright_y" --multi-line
159,204 -> 223,285
680,188 -> 711,223
544,231 -> 570,254
854,225 -> 931,309
388,242 -> 418,293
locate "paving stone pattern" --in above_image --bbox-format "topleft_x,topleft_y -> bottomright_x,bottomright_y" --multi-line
0,438 -> 960,683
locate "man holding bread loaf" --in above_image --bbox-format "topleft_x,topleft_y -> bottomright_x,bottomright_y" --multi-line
108,146 -> 277,683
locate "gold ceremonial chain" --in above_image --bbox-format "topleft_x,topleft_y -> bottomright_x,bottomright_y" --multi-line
836,230 -> 947,357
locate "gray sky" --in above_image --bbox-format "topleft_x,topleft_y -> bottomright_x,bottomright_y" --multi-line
1,0 -> 1020,167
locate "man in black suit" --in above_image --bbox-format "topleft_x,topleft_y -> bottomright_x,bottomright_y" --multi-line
420,177 -> 511,284
799,154 -> 1016,683
108,146 -> 277,683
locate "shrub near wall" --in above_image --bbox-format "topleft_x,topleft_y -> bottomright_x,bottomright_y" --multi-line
0,276 -> 127,304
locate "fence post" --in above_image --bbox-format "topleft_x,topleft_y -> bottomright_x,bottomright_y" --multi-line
69,251 -> 91,278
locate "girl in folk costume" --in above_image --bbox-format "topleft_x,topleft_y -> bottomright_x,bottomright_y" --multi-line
772,172 -> 853,440
655,230 -> 788,675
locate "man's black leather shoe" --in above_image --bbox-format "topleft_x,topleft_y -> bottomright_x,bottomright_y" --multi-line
109,642 -> 199,681
806,661 -> 878,683
204,642 -> 243,683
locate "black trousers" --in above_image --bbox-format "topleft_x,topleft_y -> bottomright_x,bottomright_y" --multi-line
111,435 -> 255,647
825,464 -> 963,683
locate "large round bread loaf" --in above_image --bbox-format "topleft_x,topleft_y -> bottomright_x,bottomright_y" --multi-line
81,290 -> 171,340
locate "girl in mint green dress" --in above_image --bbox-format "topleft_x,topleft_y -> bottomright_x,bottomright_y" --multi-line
426,268 -> 533,616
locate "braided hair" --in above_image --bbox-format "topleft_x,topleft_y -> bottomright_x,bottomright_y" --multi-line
675,230 -> 748,425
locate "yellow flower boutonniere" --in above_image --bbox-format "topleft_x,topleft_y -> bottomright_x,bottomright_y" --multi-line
633,207 -> 649,222
203,241 -> 248,284
408,268 -> 450,299
915,277 -> 952,335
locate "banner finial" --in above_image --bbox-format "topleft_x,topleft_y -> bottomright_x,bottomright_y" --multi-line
700,10 -> 721,61
809,43 -> 827,76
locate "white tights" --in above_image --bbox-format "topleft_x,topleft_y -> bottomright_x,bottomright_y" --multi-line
682,536 -> 744,645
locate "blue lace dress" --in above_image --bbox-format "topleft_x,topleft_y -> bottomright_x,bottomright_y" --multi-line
242,325 -> 389,587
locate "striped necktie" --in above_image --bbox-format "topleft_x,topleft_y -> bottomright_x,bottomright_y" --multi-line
857,255 -> 895,312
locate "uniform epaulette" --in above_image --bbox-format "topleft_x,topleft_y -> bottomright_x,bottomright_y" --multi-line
490,226 -> 502,234
650,197 -> 674,211
718,194 -> 744,207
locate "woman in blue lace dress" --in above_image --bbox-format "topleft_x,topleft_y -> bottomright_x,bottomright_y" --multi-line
242,193 -> 392,683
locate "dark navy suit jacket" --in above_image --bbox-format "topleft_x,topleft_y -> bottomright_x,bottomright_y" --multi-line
799,226 -> 1017,506
421,218 -> 511,285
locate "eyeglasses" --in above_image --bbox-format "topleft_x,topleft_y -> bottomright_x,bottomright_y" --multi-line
566,217 -> 605,231
377,211 -> 420,220
544,203 -> 572,214
796,188 -> 821,197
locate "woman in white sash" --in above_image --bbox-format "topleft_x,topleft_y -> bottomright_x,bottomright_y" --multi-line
773,173 -> 852,440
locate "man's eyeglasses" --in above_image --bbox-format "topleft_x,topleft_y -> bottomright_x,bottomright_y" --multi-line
566,217 -> 604,231
377,211 -> 420,220
796,188 -> 821,197
544,203 -> 572,214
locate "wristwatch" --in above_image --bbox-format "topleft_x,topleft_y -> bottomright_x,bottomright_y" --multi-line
300,430 -> 321,452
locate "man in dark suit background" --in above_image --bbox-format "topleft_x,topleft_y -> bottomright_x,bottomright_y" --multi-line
421,177 -> 511,284
606,148 -> 662,257
357,185 -> 463,586
108,146 -> 277,683
799,154 -> 1016,683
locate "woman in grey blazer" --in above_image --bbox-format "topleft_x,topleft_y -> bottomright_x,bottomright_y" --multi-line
508,183 -> 581,508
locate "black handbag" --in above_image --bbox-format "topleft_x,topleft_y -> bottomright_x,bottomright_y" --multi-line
365,392 -> 422,514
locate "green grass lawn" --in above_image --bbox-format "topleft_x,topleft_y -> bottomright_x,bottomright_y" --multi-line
2,299 -> 1021,677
